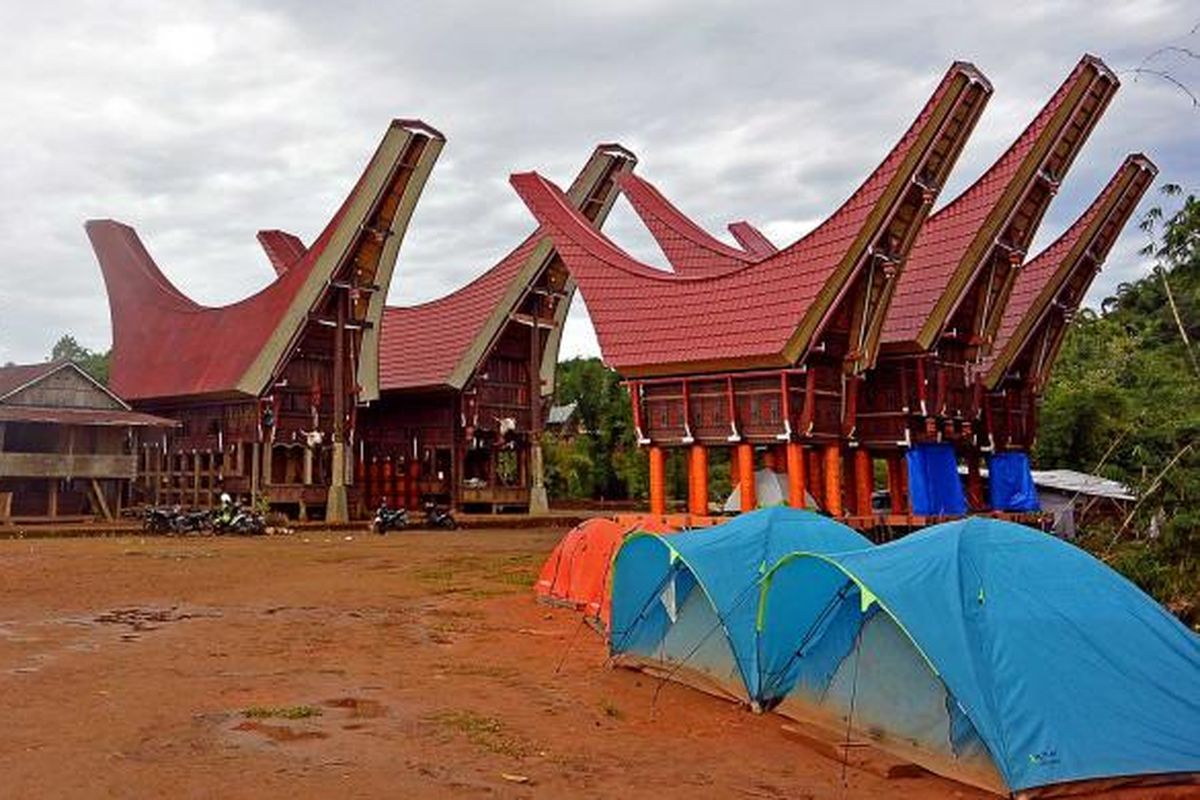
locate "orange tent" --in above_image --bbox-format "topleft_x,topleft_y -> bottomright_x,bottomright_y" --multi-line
535,516 -> 679,629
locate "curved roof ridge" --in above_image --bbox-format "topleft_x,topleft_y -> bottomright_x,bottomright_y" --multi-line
728,221 -> 778,257
883,54 -> 1120,349
89,118 -> 444,400
981,153 -> 1157,387
617,172 -> 761,273
511,61 -> 991,372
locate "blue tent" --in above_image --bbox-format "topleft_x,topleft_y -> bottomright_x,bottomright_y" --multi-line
608,507 -> 869,704
756,518 -> 1200,794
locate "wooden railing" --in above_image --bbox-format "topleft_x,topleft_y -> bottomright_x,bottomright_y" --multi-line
0,452 -> 137,479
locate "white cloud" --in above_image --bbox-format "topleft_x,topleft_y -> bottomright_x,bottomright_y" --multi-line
0,0 -> 1195,366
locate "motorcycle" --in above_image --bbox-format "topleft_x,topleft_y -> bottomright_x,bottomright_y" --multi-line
212,504 -> 266,536
423,501 -> 457,530
143,506 -> 178,534
170,508 -> 211,535
371,503 -> 408,534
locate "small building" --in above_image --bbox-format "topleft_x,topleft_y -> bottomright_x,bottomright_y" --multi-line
0,361 -> 175,523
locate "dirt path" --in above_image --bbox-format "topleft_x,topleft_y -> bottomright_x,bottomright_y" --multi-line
0,529 -> 1138,798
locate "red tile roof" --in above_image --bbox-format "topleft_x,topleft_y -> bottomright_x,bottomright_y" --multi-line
981,154 -> 1156,387
379,234 -> 543,391
727,221 -> 778,257
88,120 -> 443,402
0,362 -> 60,400
882,55 -> 1118,350
510,63 -> 987,375
256,230 -> 307,276
617,173 -> 763,274
378,145 -> 636,392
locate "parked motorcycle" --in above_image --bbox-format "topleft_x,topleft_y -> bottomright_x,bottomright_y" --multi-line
423,501 -> 457,530
142,506 -> 178,534
212,503 -> 266,536
170,508 -> 211,535
371,503 -> 408,534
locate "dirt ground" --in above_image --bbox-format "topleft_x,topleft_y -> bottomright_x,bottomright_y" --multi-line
0,528 -> 1190,799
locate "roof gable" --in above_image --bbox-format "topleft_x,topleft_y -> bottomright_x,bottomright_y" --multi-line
0,361 -> 128,410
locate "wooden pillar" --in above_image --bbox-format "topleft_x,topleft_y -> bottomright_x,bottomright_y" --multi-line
303,446 -> 314,486
327,285 -> 349,522
192,451 -> 201,507
886,454 -> 907,515
648,446 -> 667,517
823,443 -> 843,518
966,450 -> 984,511
689,445 -> 708,517
408,459 -> 420,510
47,478 -> 58,518
737,442 -> 755,512
250,442 -> 260,506
786,441 -> 806,509
854,448 -> 873,517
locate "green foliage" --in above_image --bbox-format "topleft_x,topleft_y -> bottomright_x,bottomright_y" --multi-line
543,357 -> 645,501
50,334 -> 111,385
1037,184 -> 1200,623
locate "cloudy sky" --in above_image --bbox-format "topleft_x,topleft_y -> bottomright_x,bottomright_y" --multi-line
1,0 -> 1196,366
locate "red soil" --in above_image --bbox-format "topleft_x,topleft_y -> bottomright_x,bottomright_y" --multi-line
0,529 -> 1191,799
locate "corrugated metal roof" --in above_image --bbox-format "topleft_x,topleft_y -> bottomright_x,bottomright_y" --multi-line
0,405 -> 177,427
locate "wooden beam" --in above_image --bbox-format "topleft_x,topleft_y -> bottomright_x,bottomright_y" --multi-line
90,479 -> 113,521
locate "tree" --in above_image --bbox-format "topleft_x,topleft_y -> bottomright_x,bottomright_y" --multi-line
1037,182 -> 1200,625
49,335 -> 111,385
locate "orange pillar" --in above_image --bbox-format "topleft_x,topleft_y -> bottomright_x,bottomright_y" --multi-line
823,443 -> 843,518
785,442 -> 806,508
407,460 -> 420,509
807,448 -> 825,512
689,445 -> 709,517
854,448 -> 873,517
648,446 -> 667,517
737,443 -> 756,512
966,450 -> 984,511
381,457 -> 394,507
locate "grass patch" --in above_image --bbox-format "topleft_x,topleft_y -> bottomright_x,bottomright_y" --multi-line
428,709 -> 531,758
242,705 -> 323,720
599,698 -> 623,720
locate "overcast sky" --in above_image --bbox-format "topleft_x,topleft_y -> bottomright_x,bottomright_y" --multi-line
1,1 -> 1196,366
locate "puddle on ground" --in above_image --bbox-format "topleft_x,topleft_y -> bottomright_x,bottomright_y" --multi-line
324,697 -> 386,718
94,606 -> 219,631
233,720 -> 329,742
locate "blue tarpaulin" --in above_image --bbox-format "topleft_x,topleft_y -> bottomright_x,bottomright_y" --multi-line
988,451 -> 1040,512
905,442 -> 967,515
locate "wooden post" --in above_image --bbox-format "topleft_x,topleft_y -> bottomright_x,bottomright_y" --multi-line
689,445 -> 708,517
786,441 -> 806,509
327,286 -> 349,522
250,442 -> 260,506
47,478 -> 58,518
854,448 -> 873,517
823,443 -> 843,518
887,453 -> 907,514
192,451 -> 201,507
528,299 -> 549,515
648,446 -> 667,517
737,442 -> 756,512
966,450 -> 984,511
